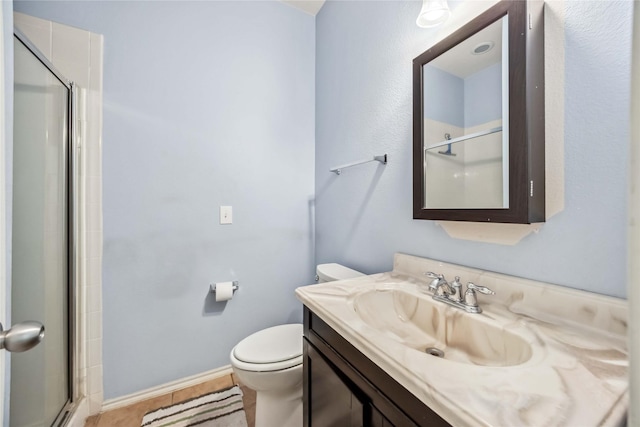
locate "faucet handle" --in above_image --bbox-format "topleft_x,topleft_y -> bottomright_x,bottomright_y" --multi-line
424,272 -> 450,294
424,272 -> 444,291
424,271 -> 443,280
467,282 -> 495,295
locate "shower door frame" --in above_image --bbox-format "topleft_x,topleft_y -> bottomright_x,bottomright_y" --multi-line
0,4 -> 6,423
12,28 -> 79,427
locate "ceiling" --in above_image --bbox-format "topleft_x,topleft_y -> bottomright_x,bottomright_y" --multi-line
280,0 -> 326,16
429,16 -> 503,78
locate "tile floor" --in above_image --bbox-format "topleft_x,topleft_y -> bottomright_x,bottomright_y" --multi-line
84,374 -> 256,427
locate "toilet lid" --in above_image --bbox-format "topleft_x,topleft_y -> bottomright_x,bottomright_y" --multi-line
233,324 -> 303,364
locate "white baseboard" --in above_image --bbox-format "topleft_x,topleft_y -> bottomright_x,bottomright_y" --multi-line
101,365 -> 234,412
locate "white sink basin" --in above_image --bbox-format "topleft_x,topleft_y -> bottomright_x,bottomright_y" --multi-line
352,287 -> 533,366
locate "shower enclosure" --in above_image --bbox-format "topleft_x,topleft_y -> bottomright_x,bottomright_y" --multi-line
11,30 -> 75,426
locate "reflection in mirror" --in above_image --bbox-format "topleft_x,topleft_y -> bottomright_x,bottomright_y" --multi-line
423,17 -> 509,209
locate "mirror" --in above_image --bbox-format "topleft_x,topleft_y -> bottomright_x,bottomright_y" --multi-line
423,17 -> 508,209
413,0 -> 545,224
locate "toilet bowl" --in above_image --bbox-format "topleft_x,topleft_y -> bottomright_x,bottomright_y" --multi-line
230,264 -> 364,427
230,324 -> 303,427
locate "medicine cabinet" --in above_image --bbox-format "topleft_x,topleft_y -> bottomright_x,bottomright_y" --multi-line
412,0 -> 545,223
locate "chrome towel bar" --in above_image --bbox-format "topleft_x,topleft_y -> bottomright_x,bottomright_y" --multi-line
330,154 -> 388,175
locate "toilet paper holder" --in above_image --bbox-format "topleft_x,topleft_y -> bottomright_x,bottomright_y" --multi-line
209,281 -> 239,294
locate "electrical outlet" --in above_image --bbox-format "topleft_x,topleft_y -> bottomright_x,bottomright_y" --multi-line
220,206 -> 233,225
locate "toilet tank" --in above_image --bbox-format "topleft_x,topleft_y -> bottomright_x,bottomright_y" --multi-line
316,263 -> 364,283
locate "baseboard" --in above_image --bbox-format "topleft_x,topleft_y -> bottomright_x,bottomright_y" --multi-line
101,365 -> 234,412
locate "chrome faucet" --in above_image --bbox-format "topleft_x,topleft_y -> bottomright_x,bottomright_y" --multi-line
423,272 -> 495,314
425,272 -> 454,296
449,276 -> 464,303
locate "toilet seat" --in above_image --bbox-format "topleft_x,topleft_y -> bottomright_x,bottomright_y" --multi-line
231,324 -> 303,372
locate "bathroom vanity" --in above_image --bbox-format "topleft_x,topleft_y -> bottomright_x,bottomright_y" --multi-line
304,308 -> 449,426
296,254 -> 629,426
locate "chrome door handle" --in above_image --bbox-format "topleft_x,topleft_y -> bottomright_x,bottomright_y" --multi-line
0,321 -> 45,352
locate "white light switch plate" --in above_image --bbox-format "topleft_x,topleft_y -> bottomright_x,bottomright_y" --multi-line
220,206 -> 233,224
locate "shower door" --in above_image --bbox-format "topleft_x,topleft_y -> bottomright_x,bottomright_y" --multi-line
11,32 -> 73,427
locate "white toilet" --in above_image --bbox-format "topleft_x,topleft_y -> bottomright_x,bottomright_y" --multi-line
230,263 -> 363,427
315,262 -> 364,283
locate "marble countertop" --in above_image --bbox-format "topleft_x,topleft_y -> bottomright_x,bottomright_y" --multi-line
296,254 -> 628,427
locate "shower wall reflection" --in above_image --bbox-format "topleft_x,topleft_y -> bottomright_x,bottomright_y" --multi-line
422,16 -> 508,209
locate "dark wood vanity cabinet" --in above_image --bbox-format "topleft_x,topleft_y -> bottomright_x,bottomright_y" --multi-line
303,307 -> 450,427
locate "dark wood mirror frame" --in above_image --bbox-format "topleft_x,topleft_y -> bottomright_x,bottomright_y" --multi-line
413,0 -> 545,224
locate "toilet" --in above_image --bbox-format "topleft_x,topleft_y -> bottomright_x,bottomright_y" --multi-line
230,263 -> 364,427
315,262 -> 364,283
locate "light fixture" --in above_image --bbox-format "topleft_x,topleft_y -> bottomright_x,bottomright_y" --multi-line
416,0 -> 451,28
472,41 -> 495,55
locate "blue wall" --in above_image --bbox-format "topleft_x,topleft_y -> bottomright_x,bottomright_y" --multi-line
424,62 -> 502,127
315,0 -> 631,299
13,0 -> 316,399
464,62 -> 502,127
423,65 -> 464,127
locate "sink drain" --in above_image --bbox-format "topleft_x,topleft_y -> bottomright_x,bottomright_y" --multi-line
424,347 -> 444,358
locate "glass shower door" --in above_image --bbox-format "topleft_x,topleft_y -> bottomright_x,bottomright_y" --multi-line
11,34 -> 71,427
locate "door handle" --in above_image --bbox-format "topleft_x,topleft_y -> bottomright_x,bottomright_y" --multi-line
0,321 -> 45,352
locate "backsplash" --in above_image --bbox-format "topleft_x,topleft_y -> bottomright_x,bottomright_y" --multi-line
393,253 -> 628,338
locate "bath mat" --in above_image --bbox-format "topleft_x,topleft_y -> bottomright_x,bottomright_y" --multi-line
141,385 -> 248,427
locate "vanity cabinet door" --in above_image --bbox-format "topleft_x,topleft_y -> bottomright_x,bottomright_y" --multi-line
304,337 -> 414,427
304,307 -> 450,427
306,341 -> 365,427
369,406 -> 392,427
